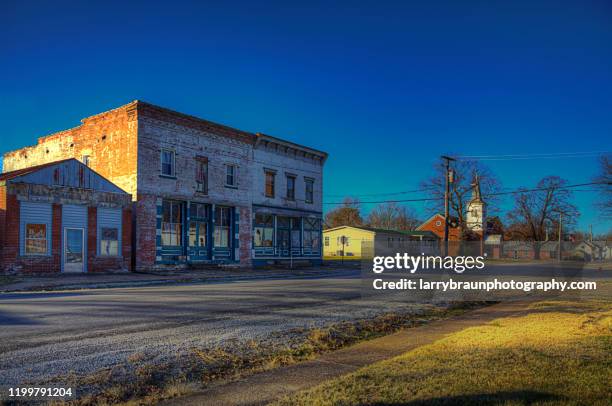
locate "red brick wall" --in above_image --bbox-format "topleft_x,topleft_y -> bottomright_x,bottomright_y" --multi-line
87,206 -> 98,272
122,208 -> 133,271
52,204 -> 62,271
418,215 -> 461,241
0,186 -> 5,264
1,196 -> 62,273
238,206 -> 252,267
2,102 -> 138,197
3,194 -> 20,268
87,206 -> 132,272
134,194 -> 157,271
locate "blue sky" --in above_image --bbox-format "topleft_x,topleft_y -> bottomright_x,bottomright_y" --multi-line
1,0 -> 610,233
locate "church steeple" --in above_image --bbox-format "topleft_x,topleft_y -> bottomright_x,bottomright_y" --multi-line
466,173 -> 486,233
470,174 -> 483,203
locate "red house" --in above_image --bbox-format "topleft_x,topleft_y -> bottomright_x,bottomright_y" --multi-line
416,213 -> 461,241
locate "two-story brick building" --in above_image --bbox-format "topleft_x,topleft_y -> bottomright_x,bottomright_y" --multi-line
2,100 -> 327,271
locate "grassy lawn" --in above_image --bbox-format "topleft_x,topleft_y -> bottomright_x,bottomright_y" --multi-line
274,298 -> 612,406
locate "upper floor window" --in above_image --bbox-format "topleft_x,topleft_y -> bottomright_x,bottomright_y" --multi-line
225,164 -> 237,187
305,178 -> 314,204
161,149 -> 175,177
286,175 -> 296,200
195,156 -> 208,194
265,170 -> 275,198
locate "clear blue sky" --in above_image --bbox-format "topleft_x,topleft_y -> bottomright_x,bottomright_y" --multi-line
1,0 -> 610,233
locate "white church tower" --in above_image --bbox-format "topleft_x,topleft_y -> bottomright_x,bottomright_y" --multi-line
466,174 -> 486,235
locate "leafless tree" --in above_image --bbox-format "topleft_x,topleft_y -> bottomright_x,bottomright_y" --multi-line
594,155 -> 612,219
366,202 -> 420,231
324,197 -> 363,229
507,176 -> 579,259
421,159 -> 502,234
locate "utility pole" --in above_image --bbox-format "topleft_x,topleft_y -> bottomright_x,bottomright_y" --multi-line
558,212 -> 562,261
441,156 -> 456,256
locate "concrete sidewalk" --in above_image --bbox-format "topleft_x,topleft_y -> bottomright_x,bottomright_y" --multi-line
162,300 -> 537,406
0,266 -> 358,293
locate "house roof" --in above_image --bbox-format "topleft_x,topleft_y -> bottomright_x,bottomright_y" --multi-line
0,158 -> 128,194
323,225 -> 438,239
416,213 -> 459,231
0,158 -> 74,181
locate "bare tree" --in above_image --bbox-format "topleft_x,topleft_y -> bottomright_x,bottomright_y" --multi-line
421,159 -> 502,235
366,202 -> 420,231
594,155 -> 612,219
324,197 -> 363,229
507,176 -> 579,259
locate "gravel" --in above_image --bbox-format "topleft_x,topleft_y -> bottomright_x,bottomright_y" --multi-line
0,274 -> 429,391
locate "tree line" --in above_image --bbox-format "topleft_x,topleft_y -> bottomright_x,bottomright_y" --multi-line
324,155 -> 611,243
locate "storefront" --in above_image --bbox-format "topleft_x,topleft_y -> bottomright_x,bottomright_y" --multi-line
252,206 -> 322,266
156,199 -> 240,265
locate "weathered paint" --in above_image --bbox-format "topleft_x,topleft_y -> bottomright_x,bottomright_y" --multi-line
3,101 -> 327,269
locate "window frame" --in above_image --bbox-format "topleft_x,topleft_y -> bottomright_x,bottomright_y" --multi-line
161,200 -> 184,247
264,169 -> 276,198
214,206 -> 232,248
286,174 -> 296,201
195,157 -> 208,194
160,148 -> 176,177
305,178 -> 314,204
100,227 -> 120,257
225,164 -> 237,187
24,223 -> 49,256
253,213 -> 274,248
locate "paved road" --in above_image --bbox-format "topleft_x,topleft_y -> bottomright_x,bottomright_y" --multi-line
0,264 -> 605,391
0,271 -> 418,389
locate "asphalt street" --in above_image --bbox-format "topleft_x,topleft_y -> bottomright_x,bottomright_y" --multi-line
0,270 -> 412,389
0,264 -> 606,392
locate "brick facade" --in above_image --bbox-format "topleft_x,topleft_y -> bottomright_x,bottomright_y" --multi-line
0,160 -> 132,274
3,101 -> 327,270
417,214 -> 461,241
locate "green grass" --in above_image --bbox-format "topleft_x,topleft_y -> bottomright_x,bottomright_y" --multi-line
274,298 -> 612,406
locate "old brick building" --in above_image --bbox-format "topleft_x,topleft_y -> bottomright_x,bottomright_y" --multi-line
0,159 -> 132,273
2,101 -> 327,270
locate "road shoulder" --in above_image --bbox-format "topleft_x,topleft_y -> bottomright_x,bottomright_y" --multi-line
162,300 -> 536,406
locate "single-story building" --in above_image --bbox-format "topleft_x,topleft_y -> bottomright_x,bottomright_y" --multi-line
323,226 -> 439,259
0,159 -> 132,273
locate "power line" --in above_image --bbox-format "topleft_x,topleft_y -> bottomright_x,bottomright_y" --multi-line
455,151 -> 610,161
324,186 -> 436,198
322,181 -> 610,205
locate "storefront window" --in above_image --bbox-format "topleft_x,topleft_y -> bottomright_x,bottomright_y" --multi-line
214,206 -> 231,248
254,214 -> 274,247
190,203 -> 208,219
100,227 -> 119,256
25,224 -> 47,255
162,200 -> 183,246
303,218 -> 321,250
291,218 -> 301,248
189,222 -> 207,247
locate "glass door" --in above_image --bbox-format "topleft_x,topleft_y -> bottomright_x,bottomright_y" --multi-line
64,228 -> 85,273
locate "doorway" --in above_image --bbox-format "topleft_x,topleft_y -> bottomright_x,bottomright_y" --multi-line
64,228 -> 85,273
